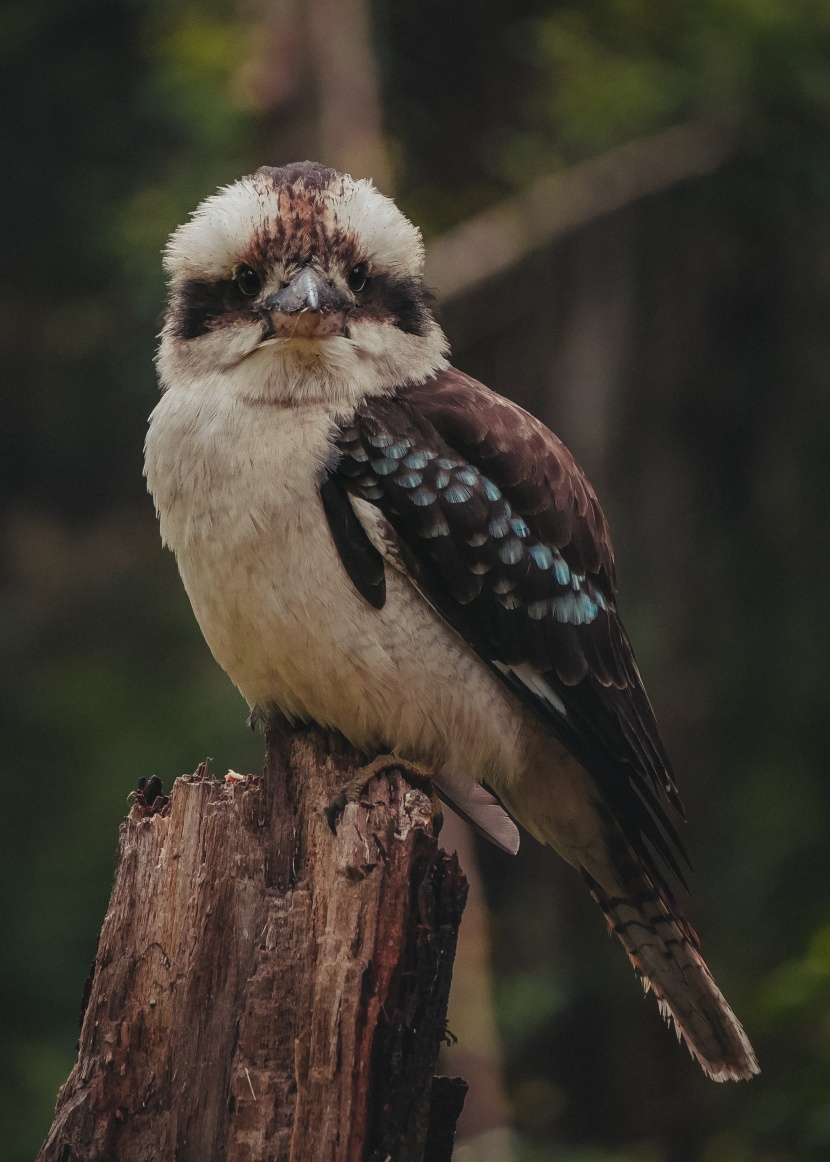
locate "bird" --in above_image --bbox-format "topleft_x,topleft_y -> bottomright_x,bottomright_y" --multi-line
144,160 -> 758,1083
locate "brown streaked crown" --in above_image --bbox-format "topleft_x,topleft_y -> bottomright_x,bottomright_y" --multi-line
163,162 -> 435,343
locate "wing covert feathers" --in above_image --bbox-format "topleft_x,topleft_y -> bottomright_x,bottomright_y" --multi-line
320,475 -> 386,609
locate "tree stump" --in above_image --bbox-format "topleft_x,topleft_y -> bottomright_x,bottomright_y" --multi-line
37,721 -> 469,1161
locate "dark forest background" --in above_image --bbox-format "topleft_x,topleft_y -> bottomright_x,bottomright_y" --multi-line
3,1 -> 830,1159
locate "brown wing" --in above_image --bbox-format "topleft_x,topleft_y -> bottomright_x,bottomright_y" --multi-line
329,368 -> 687,888
405,369 -> 617,593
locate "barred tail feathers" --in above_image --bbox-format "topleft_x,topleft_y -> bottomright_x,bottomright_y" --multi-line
496,758 -> 758,1081
583,859 -> 759,1082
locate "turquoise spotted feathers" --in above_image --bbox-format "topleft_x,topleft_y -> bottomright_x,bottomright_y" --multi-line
335,410 -> 610,632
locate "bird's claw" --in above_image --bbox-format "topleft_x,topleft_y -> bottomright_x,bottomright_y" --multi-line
325,790 -> 349,834
247,704 -> 268,732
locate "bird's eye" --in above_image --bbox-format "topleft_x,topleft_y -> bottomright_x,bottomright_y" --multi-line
347,262 -> 369,292
235,265 -> 262,297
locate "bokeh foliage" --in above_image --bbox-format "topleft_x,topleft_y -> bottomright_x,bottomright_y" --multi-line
2,1 -> 830,1159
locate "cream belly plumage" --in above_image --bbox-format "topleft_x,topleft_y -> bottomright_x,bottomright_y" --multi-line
145,384 -> 540,787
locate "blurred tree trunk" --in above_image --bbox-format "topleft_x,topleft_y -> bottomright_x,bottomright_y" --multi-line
36,724 -> 467,1162
439,811 -> 518,1160
244,0 -> 392,191
306,0 -> 393,191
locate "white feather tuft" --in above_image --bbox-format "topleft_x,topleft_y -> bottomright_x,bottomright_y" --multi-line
163,168 -> 424,285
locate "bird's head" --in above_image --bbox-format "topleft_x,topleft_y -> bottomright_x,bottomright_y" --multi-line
157,162 -> 449,407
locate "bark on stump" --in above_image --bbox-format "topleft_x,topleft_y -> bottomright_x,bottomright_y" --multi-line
38,722 -> 469,1161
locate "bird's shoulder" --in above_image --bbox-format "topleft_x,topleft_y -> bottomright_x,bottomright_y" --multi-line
340,365 -> 617,595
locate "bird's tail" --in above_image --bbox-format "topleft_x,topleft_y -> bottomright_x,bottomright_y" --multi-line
581,835 -> 758,1082
497,756 -> 758,1081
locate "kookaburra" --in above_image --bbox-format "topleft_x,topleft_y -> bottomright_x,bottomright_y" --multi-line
145,161 -> 758,1082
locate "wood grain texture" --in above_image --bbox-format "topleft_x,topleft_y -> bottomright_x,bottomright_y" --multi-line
37,722 -> 468,1162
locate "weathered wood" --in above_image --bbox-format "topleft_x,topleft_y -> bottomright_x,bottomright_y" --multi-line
38,722 -> 468,1161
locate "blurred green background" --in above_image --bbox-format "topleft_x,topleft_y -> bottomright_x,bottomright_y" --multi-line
2,1 -> 830,1159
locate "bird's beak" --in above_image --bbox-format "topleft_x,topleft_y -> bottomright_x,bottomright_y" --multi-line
258,267 -> 351,340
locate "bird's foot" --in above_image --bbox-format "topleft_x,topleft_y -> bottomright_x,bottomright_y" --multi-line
323,791 -> 350,834
324,754 -> 439,834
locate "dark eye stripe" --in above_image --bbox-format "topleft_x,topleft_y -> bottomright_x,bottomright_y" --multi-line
172,268 -> 435,341
171,278 -> 256,340
348,273 -> 434,336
